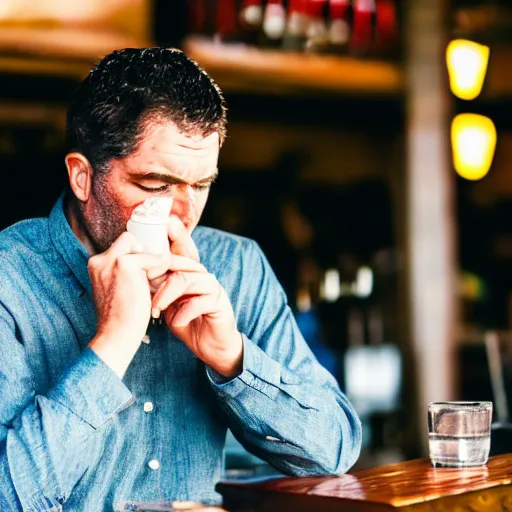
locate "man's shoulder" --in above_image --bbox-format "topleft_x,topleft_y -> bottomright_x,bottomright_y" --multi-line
0,217 -> 51,266
193,225 -> 259,255
193,225 -> 265,274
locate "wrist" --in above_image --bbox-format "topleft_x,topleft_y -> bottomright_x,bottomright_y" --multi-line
210,332 -> 244,379
89,332 -> 142,378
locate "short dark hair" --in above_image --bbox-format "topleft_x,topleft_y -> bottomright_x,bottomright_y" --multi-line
66,47 -> 227,173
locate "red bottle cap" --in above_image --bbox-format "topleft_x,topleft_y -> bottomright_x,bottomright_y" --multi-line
216,0 -> 239,36
329,0 -> 350,20
305,0 -> 328,19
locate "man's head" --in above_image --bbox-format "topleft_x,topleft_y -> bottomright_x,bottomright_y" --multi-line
65,47 -> 227,254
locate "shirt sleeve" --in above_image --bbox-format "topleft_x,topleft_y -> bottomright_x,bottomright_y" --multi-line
0,305 -> 135,511
206,241 -> 362,476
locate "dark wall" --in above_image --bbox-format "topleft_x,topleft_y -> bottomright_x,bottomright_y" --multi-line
0,73 -> 77,229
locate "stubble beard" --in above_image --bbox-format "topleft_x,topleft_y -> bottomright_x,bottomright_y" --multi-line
76,174 -> 129,254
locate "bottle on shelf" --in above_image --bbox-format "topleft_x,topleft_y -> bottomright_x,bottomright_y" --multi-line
261,0 -> 288,48
304,0 -> 330,53
328,0 -> 352,53
240,0 -> 264,45
240,0 -> 264,28
282,0 -> 310,51
350,0 -> 375,55
215,0 -> 240,43
375,0 -> 398,52
187,0 -> 208,36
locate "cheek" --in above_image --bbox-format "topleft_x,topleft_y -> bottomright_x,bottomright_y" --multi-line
118,204 -> 136,225
94,175 -> 133,214
113,184 -> 148,221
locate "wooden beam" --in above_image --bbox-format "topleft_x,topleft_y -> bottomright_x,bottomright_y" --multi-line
404,0 -> 458,453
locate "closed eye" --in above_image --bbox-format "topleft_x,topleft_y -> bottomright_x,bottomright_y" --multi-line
194,182 -> 212,190
136,182 -> 212,193
137,184 -> 170,193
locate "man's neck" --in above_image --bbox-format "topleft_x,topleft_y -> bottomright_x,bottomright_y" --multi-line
65,195 -> 97,257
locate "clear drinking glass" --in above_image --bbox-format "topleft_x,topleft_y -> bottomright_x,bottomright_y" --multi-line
428,401 -> 492,468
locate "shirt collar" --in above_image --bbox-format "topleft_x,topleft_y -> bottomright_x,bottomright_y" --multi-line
49,192 -> 92,297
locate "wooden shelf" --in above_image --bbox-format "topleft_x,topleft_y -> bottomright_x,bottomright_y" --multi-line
184,37 -> 404,97
0,26 -> 150,80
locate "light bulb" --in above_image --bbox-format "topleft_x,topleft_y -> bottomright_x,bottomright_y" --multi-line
446,39 -> 490,101
451,113 -> 497,181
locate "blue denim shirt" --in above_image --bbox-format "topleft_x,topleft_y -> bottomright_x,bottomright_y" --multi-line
0,195 -> 361,511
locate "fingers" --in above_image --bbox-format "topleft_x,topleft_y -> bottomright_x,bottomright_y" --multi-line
148,254 -> 207,293
167,215 -> 200,262
171,295 -> 219,327
90,231 -> 206,278
103,231 -> 146,259
152,272 -> 219,317
88,232 -> 146,274
119,253 -> 172,274
148,254 -> 208,281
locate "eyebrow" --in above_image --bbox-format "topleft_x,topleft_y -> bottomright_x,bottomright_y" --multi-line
129,170 -> 219,186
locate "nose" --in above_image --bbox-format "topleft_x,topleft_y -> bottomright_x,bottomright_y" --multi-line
170,184 -> 196,226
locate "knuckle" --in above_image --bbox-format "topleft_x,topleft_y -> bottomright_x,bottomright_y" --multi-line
87,255 -> 101,272
116,255 -> 131,272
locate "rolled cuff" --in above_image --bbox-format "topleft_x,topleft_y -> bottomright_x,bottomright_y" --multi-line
46,348 -> 135,429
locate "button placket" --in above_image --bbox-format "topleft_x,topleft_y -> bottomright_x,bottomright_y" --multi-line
142,399 -> 159,474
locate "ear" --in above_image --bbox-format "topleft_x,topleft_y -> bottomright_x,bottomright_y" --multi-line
65,153 -> 93,202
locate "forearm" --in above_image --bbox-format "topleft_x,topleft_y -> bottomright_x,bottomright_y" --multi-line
0,349 -> 134,510
209,337 -> 362,476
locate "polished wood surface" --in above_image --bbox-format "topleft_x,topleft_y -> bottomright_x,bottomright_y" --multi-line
218,455 -> 512,511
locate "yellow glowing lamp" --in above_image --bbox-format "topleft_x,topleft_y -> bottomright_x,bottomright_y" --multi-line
451,113 -> 497,181
446,39 -> 490,100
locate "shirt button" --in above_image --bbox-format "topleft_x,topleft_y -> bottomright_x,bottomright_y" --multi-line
148,459 -> 160,470
143,402 -> 154,413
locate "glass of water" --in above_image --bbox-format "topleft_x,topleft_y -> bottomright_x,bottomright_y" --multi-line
428,401 -> 492,468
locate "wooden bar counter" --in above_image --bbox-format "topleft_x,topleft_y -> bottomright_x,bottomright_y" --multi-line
217,455 -> 512,511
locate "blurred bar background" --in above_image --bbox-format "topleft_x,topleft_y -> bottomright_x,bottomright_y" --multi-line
1,0 -> 512,471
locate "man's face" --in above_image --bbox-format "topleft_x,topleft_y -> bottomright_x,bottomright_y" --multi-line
80,120 -> 220,253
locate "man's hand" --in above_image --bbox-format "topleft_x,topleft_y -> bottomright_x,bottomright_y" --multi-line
88,231 -> 206,377
149,215 -> 199,293
152,215 -> 243,379
152,271 -> 243,378
168,215 -> 200,262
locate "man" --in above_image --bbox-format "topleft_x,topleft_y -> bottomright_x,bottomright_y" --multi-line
0,48 -> 361,511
